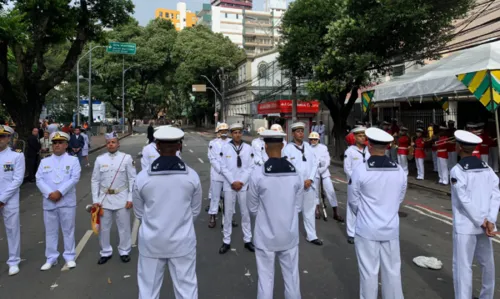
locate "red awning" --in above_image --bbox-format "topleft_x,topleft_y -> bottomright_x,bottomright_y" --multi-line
257,100 -> 320,115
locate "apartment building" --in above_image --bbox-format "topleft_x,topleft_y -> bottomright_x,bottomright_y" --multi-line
211,0 -> 252,10
155,2 -> 198,31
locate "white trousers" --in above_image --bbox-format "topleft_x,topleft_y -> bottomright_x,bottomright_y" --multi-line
99,208 -> 132,257
488,147 -> 499,172
255,246 -> 301,299
481,154 -> 489,164
1,204 -> 20,266
314,176 -> 338,207
448,152 -> 458,170
354,236 -> 403,299
346,204 -> 356,238
43,207 -> 76,263
223,190 -> 252,244
208,181 -> 223,215
432,151 -> 438,171
138,249 -> 198,299
302,188 -> 318,241
397,155 -> 408,176
415,158 -> 424,180
453,233 -> 495,299
437,157 -> 449,185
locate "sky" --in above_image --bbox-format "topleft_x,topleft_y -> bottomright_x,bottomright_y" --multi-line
132,0 -> 267,26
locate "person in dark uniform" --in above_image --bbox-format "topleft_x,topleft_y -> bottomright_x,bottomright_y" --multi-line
26,128 -> 41,182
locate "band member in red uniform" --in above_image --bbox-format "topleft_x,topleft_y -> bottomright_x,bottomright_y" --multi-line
413,128 -> 426,180
397,127 -> 409,175
381,121 -> 392,158
467,123 -> 481,158
476,122 -> 491,163
447,120 -> 457,170
437,126 -> 449,185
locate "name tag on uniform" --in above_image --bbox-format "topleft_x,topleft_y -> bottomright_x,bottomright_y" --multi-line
149,155 -> 156,158
353,157 -> 359,160
290,157 -> 295,160
226,155 -> 231,158
3,163 -> 13,172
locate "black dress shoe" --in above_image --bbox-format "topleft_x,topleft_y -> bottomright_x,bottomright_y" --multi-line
347,237 -> 355,244
120,255 -> 131,263
219,243 -> 231,254
231,220 -> 238,227
97,256 -> 112,265
208,215 -> 216,228
244,242 -> 255,252
309,239 -> 323,246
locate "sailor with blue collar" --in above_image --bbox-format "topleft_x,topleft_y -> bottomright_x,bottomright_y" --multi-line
344,126 -> 370,244
36,131 -> 81,271
0,125 -> 25,276
450,130 -> 500,299
283,122 -> 322,246
251,127 -> 268,166
133,126 -> 202,299
248,130 -> 303,299
140,125 -> 181,171
348,127 -> 407,299
219,123 -> 255,254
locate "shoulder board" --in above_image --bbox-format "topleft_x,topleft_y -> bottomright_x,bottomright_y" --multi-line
264,158 -> 296,174
149,156 -> 188,175
458,156 -> 489,171
15,149 -> 22,153
366,156 -> 398,170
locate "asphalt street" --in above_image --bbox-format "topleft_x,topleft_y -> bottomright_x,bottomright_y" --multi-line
0,131 -> 499,298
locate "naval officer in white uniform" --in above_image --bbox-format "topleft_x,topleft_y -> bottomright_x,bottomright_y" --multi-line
219,123 -> 255,254
251,127 -> 268,166
283,122 -> 322,245
0,125 -> 25,276
348,127 -> 407,299
450,130 -> 500,299
91,132 -> 137,264
36,132 -> 81,271
141,125 -> 181,171
248,130 -> 303,299
133,126 -> 202,299
343,126 -> 370,244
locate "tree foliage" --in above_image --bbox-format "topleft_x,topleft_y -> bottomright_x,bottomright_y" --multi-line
279,0 -> 474,155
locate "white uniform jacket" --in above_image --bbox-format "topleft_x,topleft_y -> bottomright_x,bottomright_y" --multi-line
450,156 -> 500,234
208,138 -> 231,183
0,148 -> 25,208
140,142 -> 181,171
133,156 -> 202,259
283,142 -> 318,185
348,156 -> 407,241
91,151 -> 137,210
208,138 -> 220,180
221,141 -> 254,191
248,158 -> 303,252
36,153 -> 81,211
310,143 -> 331,178
251,138 -> 268,166
344,145 -> 370,180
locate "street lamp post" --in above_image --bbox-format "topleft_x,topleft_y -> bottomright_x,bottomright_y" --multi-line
122,57 -> 134,134
206,87 -> 218,125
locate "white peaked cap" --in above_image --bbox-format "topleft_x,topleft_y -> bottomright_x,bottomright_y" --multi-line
105,131 -> 118,140
0,125 -> 14,135
230,123 -> 243,131
365,127 -> 394,143
50,131 -> 70,141
270,124 -> 283,132
153,126 -> 184,142
257,127 -> 266,134
351,126 -> 366,134
218,123 -> 229,130
290,122 -> 305,131
309,132 -> 320,139
454,130 -> 482,145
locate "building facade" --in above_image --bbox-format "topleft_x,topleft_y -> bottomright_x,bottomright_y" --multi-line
155,2 -> 198,31
211,0 -> 252,10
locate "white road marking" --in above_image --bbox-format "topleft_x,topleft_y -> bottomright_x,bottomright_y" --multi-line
61,230 -> 93,271
404,205 -> 500,244
198,158 -> 204,164
189,149 -> 194,153
131,218 -> 141,246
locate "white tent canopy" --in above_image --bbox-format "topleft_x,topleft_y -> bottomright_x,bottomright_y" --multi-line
373,41 -> 500,102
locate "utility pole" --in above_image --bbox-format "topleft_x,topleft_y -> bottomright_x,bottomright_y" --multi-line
220,67 -> 226,122
88,45 -> 93,128
291,75 -> 297,122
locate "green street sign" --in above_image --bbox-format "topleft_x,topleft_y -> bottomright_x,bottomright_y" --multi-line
106,42 -> 136,55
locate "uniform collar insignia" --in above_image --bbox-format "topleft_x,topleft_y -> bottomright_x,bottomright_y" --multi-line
458,156 -> 489,171
264,158 -> 296,175
366,156 -> 398,169
149,156 -> 188,175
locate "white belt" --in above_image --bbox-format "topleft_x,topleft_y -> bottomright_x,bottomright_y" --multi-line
398,147 -> 408,150
101,185 -> 128,195
481,144 -> 488,147
437,149 -> 447,152
473,151 -> 480,154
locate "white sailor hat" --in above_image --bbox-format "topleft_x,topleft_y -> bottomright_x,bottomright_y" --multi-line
229,123 -> 243,131
0,125 -> 14,136
466,122 -> 477,128
454,130 -> 482,145
448,119 -> 455,124
290,122 -> 305,131
260,130 -> 286,143
153,126 -> 184,142
257,127 -> 266,134
215,125 -> 220,133
351,126 -> 366,134
365,127 -> 394,144
416,128 -> 424,133
218,123 -> 229,131
400,126 -> 408,131
309,132 -> 320,139
50,131 -> 70,142
270,124 -> 283,132
382,121 -> 390,125
105,131 -> 118,140
476,122 -> 485,128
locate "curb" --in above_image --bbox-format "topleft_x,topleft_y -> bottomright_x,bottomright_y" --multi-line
330,159 -> 451,196
88,133 -> 132,155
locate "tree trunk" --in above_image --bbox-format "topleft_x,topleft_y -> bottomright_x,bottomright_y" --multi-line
330,109 -> 347,161
291,76 -> 297,122
6,89 -> 44,140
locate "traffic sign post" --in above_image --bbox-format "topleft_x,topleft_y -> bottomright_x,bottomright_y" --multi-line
107,42 -> 137,55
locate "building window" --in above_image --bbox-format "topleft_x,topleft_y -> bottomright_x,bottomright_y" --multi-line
177,14 -> 180,19
159,11 -> 163,17
258,62 -> 268,79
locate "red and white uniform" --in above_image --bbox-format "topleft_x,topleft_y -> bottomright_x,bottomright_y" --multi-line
414,137 -> 426,180
447,129 -> 457,170
437,135 -> 449,185
397,135 -> 409,156
479,133 -> 491,163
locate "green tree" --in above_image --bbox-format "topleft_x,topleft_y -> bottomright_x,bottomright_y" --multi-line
0,0 -> 134,137
279,0 -> 473,156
